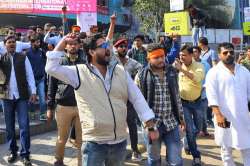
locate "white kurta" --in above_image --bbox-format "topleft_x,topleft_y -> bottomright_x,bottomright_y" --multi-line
206,62 -> 250,150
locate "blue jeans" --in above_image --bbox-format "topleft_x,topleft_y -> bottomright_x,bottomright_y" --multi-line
3,99 -> 30,158
81,140 -> 127,166
192,26 -> 206,46
201,98 -> 208,132
0,99 -> 3,112
30,79 -> 47,115
182,100 -> 202,159
145,124 -> 183,166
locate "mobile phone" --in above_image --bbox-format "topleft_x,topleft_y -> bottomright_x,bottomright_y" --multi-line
225,119 -> 231,128
239,53 -> 245,57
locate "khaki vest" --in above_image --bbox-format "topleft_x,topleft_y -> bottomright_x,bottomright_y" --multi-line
75,64 -> 128,142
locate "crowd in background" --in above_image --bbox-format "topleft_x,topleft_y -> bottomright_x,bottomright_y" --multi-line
0,8 -> 250,166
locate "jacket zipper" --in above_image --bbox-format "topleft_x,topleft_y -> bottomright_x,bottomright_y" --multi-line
87,64 -> 118,140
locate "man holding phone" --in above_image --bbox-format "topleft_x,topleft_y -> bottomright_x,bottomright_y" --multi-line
206,42 -> 250,165
174,45 -> 204,166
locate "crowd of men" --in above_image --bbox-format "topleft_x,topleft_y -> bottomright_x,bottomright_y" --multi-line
0,12 -> 250,166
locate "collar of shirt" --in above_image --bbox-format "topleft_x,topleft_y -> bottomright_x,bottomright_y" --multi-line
116,55 -> 133,67
218,61 -> 239,75
90,63 -> 111,92
181,59 -> 195,70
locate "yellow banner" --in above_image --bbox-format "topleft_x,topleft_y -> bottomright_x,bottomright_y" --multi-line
164,11 -> 191,36
243,22 -> 250,35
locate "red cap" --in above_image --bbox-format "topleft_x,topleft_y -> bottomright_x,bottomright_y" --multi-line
114,39 -> 128,48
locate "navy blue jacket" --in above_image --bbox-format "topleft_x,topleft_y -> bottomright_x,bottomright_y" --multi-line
26,48 -> 46,81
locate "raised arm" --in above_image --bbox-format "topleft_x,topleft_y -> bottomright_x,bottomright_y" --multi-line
45,34 -> 80,88
106,14 -> 116,41
19,41 -> 31,50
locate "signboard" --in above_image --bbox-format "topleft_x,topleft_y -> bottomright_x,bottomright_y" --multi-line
206,29 -> 216,43
216,29 -> 230,43
244,7 -> 250,22
170,0 -> 184,12
0,0 -> 97,14
243,22 -> 250,35
230,29 -> 243,44
77,12 -> 97,32
164,11 -> 191,36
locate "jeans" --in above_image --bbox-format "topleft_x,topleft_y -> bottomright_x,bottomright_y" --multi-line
192,26 -> 206,46
145,124 -> 183,166
207,107 -> 213,123
182,100 -> 202,159
201,98 -> 208,132
3,99 -> 30,158
81,140 -> 127,166
0,99 -> 3,112
30,79 -> 47,115
126,101 -> 139,152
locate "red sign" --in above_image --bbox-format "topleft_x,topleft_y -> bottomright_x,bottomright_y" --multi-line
0,0 -> 97,14
232,37 -> 241,45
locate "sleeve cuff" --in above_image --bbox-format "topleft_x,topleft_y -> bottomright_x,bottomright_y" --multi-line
208,99 -> 219,107
46,51 -> 64,59
31,89 -> 36,95
140,109 -> 155,122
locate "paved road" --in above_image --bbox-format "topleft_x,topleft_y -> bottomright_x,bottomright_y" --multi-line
0,129 -> 243,166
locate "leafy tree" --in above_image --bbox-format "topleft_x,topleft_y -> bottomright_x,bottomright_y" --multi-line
133,0 -> 170,36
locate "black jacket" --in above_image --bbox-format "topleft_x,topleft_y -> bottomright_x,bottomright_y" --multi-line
47,52 -> 86,109
137,64 -> 183,123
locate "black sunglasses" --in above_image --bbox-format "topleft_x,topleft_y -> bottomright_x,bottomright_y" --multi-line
118,44 -> 127,48
222,50 -> 234,55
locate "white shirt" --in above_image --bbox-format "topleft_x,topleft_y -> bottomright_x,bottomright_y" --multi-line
0,53 -> 36,99
206,62 -> 250,149
0,41 -> 31,55
45,51 -> 155,144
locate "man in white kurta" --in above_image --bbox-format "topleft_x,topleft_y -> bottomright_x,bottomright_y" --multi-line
206,42 -> 250,166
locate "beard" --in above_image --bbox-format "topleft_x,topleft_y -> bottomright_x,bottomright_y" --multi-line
222,56 -> 235,65
151,62 -> 165,70
96,52 -> 110,66
69,49 -> 77,55
118,50 -> 127,57
34,46 -> 40,50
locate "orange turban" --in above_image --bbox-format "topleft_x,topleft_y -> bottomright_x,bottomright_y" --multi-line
72,25 -> 81,32
147,49 -> 165,59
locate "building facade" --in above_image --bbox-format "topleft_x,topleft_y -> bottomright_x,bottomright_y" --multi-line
0,0 -> 134,33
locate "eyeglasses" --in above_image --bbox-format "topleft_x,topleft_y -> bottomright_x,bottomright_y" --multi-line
222,50 -> 234,55
118,44 -> 127,48
96,42 -> 110,49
